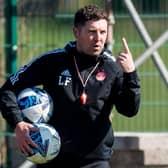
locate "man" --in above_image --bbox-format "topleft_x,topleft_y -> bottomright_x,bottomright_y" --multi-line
0,4 -> 140,168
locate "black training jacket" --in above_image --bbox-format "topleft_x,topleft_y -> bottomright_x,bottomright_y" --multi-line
0,41 -> 140,161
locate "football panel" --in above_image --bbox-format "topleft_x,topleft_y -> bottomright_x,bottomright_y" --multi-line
40,124 -> 61,161
22,105 -> 43,123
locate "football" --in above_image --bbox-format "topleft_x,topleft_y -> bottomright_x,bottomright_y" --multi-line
17,87 -> 53,123
27,123 -> 61,164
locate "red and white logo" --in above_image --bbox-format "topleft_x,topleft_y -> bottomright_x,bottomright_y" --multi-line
96,70 -> 106,81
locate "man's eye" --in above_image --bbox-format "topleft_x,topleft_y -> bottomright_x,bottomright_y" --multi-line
101,31 -> 106,34
89,30 -> 95,33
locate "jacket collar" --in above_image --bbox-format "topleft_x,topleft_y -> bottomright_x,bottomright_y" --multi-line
64,41 -> 106,65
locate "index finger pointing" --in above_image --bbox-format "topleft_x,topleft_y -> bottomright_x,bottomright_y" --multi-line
122,37 -> 130,53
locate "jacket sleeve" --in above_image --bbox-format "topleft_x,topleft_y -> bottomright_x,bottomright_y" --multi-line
0,56 -> 46,128
114,70 -> 141,117
0,88 -> 23,128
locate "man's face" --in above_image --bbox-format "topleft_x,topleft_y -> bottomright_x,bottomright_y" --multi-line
73,19 -> 108,56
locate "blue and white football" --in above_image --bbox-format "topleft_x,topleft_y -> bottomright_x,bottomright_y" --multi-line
17,87 -> 53,123
27,123 -> 61,164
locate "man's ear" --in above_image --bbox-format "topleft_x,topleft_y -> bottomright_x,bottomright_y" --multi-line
73,27 -> 79,39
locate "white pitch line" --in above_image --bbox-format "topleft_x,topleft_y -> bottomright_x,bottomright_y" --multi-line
18,160 -> 35,168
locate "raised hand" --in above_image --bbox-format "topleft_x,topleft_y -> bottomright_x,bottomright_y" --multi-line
116,37 -> 135,73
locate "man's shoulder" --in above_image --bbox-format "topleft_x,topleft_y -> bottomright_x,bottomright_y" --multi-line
102,50 -> 122,74
102,50 -> 116,63
45,48 -> 66,56
36,48 -> 67,62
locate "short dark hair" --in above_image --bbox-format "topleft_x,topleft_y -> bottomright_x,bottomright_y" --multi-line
74,4 -> 108,28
